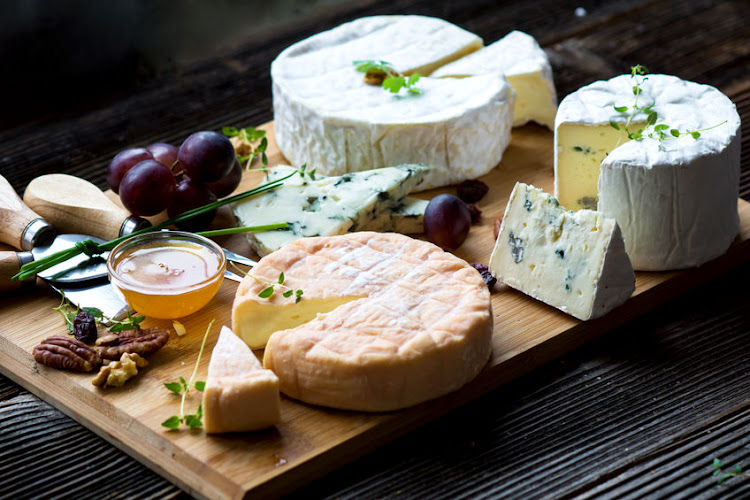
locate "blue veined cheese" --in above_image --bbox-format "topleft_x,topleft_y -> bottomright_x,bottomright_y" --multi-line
555,74 -> 741,270
271,15 -> 515,190
233,165 -> 429,256
431,30 -> 558,129
365,197 -> 428,234
489,182 -> 635,320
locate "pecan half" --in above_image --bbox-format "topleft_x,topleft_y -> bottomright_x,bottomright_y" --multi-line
33,336 -> 102,372
94,327 -> 169,360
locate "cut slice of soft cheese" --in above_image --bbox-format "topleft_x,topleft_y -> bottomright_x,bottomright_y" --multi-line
489,183 -> 634,320
555,74 -> 741,270
365,197 -> 428,234
272,15 -> 515,190
233,164 -> 429,257
203,326 -> 281,433
431,30 -> 557,129
232,232 -> 493,411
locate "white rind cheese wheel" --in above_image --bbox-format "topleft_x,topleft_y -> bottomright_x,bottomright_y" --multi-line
271,15 -> 515,190
232,232 -> 493,412
554,74 -> 741,270
432,30 -> 558,129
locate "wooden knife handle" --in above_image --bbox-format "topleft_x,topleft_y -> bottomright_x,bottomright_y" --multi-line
23,174 -> 149,241
0,175 -> 50,250
0,251 -> 35,293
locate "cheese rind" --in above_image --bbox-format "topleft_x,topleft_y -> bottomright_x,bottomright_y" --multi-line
271,15 -> 515,189
232,232 -> 493,411
555,74 -> 741,270
489,183 -> 635,320
202,326 -> 281,433
432,30 -> 557,128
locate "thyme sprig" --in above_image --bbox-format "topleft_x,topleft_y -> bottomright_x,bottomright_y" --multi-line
53,294 -> 145,331
353,60 -> 422,95
161,319 -> 214,430
712,458 -> 750,484
255,272 -> 303,303
222,126 -> 268,168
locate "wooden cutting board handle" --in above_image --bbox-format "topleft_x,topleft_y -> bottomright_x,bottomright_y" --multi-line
23,174 -> 150,241
0,251 -> 34,292
0,175 -> 54,250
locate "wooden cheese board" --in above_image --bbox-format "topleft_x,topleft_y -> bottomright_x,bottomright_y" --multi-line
1,122 -> 749,500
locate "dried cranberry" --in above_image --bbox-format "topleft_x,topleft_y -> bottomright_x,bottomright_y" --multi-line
467,203 -> 482,224
457,179 -> 489,203
73,311 -> 98,344
471,264 -> 497,291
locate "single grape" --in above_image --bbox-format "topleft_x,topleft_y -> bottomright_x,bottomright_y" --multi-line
423,193 -> 471,250
119,160 -> 177,216
167,177 -> 217,231
106,148 -> 153,194
204,158 -> 242,198
177,131 -> 235,183
146,142 -> 179,168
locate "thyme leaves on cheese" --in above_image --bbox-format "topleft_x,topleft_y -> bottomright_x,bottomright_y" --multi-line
162,320 -> 214,430
256,272 -> 303,303
712,458 -> 750,484
353,60 -> 423,95
222,126 -> 268,168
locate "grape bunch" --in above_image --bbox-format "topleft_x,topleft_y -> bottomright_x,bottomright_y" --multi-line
107,131 -> 243,230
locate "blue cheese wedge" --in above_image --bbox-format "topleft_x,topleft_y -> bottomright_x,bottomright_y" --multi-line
489,182 -> 635,320
365,197 -> 428,234
233,165 -> 429,256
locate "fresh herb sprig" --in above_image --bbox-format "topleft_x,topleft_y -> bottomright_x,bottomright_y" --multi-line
712,458 -> 749,484
353,60 -> 422,95
256,272 -> 304,303
222,126 -> 268,168
53,295 -> 145,331
161,319 -> 214,430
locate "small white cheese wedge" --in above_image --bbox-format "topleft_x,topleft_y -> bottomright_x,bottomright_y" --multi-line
555,73 -> 741,270
232,232 -> 493,411
233,164 -> 429,257
489,183 -> 635,321
432,30 -> 558,129
203,326 -> 281,434
272,15 -> 515,189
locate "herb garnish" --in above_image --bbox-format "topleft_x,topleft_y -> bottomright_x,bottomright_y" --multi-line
161,319 -> 214,430
222,126 -> 268,168
54,295 -> 145,332
255,272 -> 303,303
353,60 -> 422,95
712,458 -> 749,484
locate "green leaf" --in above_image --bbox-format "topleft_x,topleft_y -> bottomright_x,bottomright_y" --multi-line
632,85 -> 642,96
654,124 -> 668,131
295,289 -> 304,303
407,73 -> 421,86
222,126 -> 239,137
383,76 -> 406,93
161,416 -> 181,429
184,414 -> 203,429
194,381 -> 205,392
164,382 -> 183,394
278,272 -> 285,284
647,111 -> 657,126
733,465 -> 743,474
691,131 -> 701,139
613,105 -> 628,112
82,307 -> 104,319
713,458 -> 723,468
258,286 -> 275,298
407,87 -> 423,95
609,120 -> 620,130
179,376 -> 187,390
670,129 -> 680,137
196,402 -> 203,418
283,290 -> 294,298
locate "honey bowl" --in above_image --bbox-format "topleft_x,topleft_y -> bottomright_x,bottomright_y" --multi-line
107,231 -> 227,319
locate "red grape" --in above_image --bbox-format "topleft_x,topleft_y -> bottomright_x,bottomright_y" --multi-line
423,194 -> 471,250
107,148 -> 153,193
205,158 -> 242,198
146,142 -> 179,168
178,131 -> 235,183
167,177 -> 217,231
119,160 -> 177,216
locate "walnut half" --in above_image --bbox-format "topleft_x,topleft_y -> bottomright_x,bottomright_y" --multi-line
94,327 -> 169,360
92,352 -> 148,388
33,336 -> 102,372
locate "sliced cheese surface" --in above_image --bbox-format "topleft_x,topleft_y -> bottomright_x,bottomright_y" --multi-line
232,232 -> 493,412
203,326 -> 281,433
555,73 -> 741,270
272,15 -> 515,189
489,183 -> 634,320
232,165 -> 429,256
432,30 -> 558,128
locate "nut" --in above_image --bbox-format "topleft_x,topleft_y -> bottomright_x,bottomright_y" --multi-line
94,327 -> 169,360
33,336 -> 102,372
230,136 -> 252,157
92,352 -> 148,388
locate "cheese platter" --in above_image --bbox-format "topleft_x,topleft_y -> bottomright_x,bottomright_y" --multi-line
1,14 -> 748,500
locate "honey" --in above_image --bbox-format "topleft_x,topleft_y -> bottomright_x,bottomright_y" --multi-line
108,232 -> 226,319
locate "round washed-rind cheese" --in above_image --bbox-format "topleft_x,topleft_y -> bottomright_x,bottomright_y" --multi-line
555,74 -> 741,270
271,15 -> 515,190
232,232 -> 493,412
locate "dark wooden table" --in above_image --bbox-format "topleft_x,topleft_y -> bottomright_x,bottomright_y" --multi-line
2,0 -> 750,498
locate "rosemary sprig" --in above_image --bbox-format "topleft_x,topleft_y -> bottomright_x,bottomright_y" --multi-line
353,60 -> 422,95
161,319 -> 214,430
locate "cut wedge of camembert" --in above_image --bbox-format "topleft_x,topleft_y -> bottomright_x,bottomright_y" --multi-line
202,326 -> 281,433
432,30 -> 557,129
232,232 -> 493,412
489,183 -> 635,321
271,15 -> 515,189
555,73 -> 741,270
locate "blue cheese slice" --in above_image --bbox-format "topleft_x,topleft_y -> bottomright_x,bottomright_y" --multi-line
489,182 -> 635,320
365,197 -> 428,234
233,165 -> 429,256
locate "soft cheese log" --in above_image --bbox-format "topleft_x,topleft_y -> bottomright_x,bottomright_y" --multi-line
555,74 -> 741,270
489,183 -> 635,320
232,232 -> 493,411
271,15 -> 515,190
431,30 -> 557,129
203,326 -> 281,433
